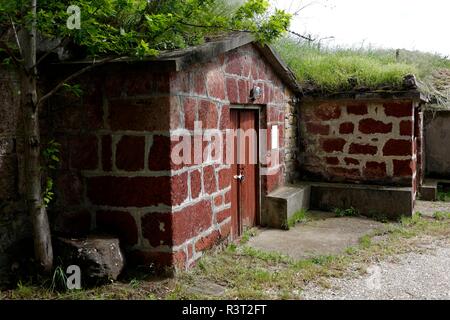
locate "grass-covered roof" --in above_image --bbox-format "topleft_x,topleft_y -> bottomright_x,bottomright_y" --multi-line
274,37 -> 450,109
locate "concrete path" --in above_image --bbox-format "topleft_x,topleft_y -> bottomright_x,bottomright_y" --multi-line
301,239 -> 450,300
247,212 -> 385,260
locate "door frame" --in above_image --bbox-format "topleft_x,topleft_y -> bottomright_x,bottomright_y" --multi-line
229,105 -> 262,230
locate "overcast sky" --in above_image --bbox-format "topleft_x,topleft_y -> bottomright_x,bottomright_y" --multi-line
272,0 -> 450,56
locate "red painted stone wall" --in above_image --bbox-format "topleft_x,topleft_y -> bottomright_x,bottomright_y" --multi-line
299,100 -> 418,188
49,44 -> 294,271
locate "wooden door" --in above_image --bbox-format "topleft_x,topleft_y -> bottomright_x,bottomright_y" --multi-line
230,109 -> 258,238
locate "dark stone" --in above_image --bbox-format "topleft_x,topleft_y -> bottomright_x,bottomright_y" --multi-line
55,236 -> 125,285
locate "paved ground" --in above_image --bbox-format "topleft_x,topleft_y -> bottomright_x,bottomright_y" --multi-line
246,203 -> 450,300
247,212 -> 385,260
301,238 -> 450,300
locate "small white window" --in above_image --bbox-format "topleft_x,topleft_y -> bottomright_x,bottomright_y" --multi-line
271,125 -> 279,150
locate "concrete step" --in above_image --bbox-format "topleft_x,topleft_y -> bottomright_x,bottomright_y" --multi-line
263,184 -> 311,229
307,181 -> 413,219
419,179 -> 438,201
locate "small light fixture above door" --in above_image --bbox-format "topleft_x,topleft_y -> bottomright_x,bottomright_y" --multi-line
250,86 -> 262,101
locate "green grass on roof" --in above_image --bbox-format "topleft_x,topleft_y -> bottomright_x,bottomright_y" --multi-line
274,37 -> 450,100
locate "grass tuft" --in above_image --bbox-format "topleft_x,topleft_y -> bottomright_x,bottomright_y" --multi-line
334,207 -> 359,217
284,209 -> 309,229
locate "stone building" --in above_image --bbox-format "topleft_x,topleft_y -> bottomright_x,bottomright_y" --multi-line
0,33 -> 429,281
41,33 -> 299,271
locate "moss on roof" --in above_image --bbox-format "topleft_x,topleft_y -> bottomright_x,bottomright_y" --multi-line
274,37 -> 450,108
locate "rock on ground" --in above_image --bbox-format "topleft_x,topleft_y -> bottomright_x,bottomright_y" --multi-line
55,236 -> 125,285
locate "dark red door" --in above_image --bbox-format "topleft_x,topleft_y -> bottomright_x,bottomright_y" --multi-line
230,109 -> 258,238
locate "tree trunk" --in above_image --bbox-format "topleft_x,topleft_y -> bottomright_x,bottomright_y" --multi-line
20,0 -> 53,273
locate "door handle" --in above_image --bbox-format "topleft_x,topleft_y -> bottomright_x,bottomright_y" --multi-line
234,168 -> 245,182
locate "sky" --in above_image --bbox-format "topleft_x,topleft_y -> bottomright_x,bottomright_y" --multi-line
271,0 -> 450,56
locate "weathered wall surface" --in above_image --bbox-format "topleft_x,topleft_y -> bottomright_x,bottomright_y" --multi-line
424,110 -> 450,178
48,43 -> 295,271
0,68 -> 31,287
299,100 -> 416,187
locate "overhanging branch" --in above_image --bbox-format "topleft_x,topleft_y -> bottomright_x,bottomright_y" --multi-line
36,56 -> 123,109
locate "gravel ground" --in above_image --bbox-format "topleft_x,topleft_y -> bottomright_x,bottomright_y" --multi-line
415,200 -> 450,217
302,239 -> 450,300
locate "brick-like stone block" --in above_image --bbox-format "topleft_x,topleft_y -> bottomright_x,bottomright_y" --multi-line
124,70 -> 170,96
190,169 -> 202,199
195,230 -> 220,252
56,172 -> 83,205
400,120 -> 413,136
384,102 -> 413,118
172,200 -> 213,245
96,211 -> 138,246
321,138 -> 346,153
183,97 -> 197,131
116,135 -> 145,171
238,79 -> 249,104
224,190 -> 231,205
81,81 -> 104,129
214,195 -> 223,207
347,103 -> 368,115
101,135 -> 112,171
87,176 -> 171,207
349,143 -> 377,155
383,139 -> 412,156
171,172 -> 188,206
194,72 -> 206,96
69,135 -> 98,170
170,71 -> 191,94
206,69 -> 225,100
148,135 -> 171,171
339,122 -> 354,134
326,157 -> 340,165
364,161 -> 387,178
109,97 -> 170,131
307,122 -> 330,135
203,165 -> 217,194
226,78 -> 238,103
314,103 -> 341,120
344,157 -> 360,166
225,52 -> 242,75
220,105 -> 230,130
264,83 -> 273,103
198,100 -> 219,129
218,168 -> 231,190
393,159 -> 413,177
359,119 -> 393,134
216,208 -> 231,224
